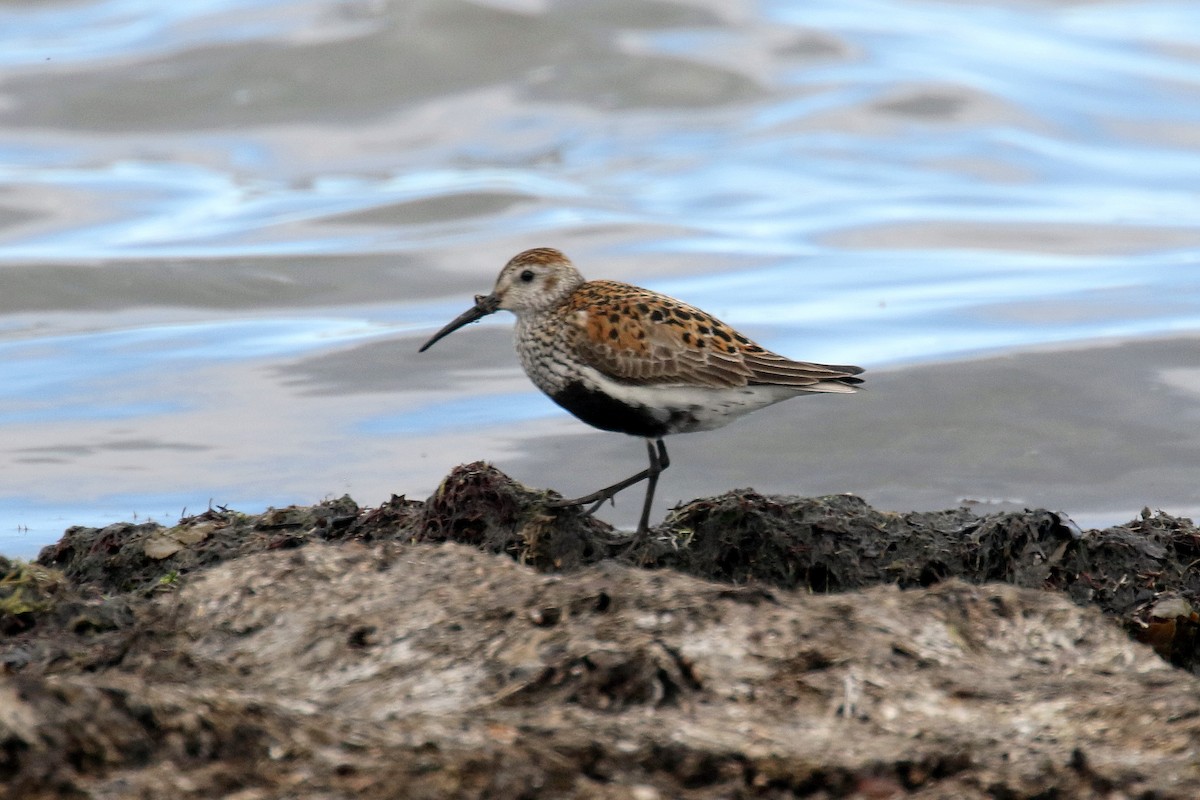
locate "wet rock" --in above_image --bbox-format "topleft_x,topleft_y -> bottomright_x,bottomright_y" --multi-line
642,492 -> 1079,591
414,461 -> 621,570
2,464 -> 1200,797
1,544 -> 1197,798
36,497 -> 360,595
0,559 -> 65,636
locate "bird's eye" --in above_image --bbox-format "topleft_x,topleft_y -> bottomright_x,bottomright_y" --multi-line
519,269 -> 535,283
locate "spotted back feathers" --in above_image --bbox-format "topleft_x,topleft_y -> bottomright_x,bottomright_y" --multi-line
555,280 -> 862,390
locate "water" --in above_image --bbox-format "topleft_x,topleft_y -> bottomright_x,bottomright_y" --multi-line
2,0 -> 1199,557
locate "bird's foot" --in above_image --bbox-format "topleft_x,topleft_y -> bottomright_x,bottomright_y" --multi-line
546,487 -> 622,512
545,493 -> 647,548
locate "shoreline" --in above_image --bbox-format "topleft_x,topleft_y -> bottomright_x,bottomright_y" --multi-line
5,331 -> 1200,560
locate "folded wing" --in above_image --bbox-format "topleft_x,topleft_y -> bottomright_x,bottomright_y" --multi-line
562,281 -> 863,392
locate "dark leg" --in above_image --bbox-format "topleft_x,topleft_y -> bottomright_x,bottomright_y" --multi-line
635,438 -> 669,536
548,438 -> 670,534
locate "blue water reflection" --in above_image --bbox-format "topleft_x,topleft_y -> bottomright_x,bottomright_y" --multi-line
1,0 -> 1200,555
0,0 -> 301,67
0,316 -> 406,428
0,160 -> 587,260
362,393 -> 561,437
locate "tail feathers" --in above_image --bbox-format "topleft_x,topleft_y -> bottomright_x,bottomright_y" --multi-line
744,352 -> 865,391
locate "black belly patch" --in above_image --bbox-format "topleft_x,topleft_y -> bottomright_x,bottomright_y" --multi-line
550,381 -> 673,438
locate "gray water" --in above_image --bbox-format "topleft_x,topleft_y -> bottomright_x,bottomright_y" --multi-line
2,0 -> 1200,557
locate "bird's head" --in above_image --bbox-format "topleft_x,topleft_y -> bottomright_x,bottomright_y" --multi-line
418,248 -> 584,352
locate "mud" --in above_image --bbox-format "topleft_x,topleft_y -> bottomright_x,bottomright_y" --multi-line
2,462 -> 1200,798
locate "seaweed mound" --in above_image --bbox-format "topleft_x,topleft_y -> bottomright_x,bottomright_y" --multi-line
3,464 -> 1199,798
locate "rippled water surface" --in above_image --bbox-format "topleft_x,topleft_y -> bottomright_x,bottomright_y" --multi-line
2,0 -> 1199,556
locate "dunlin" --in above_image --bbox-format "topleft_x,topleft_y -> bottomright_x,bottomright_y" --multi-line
419,248 -> 864,537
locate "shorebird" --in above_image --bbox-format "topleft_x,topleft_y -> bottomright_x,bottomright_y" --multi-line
419,247 -> 864,538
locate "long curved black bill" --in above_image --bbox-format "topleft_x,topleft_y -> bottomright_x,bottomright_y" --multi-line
418,293 -> 500,352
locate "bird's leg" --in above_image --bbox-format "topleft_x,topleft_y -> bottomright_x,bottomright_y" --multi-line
546,467 -> 649,510
634,438 -> 669,536
546,440 -> 655,509
548,438 -> 670,532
